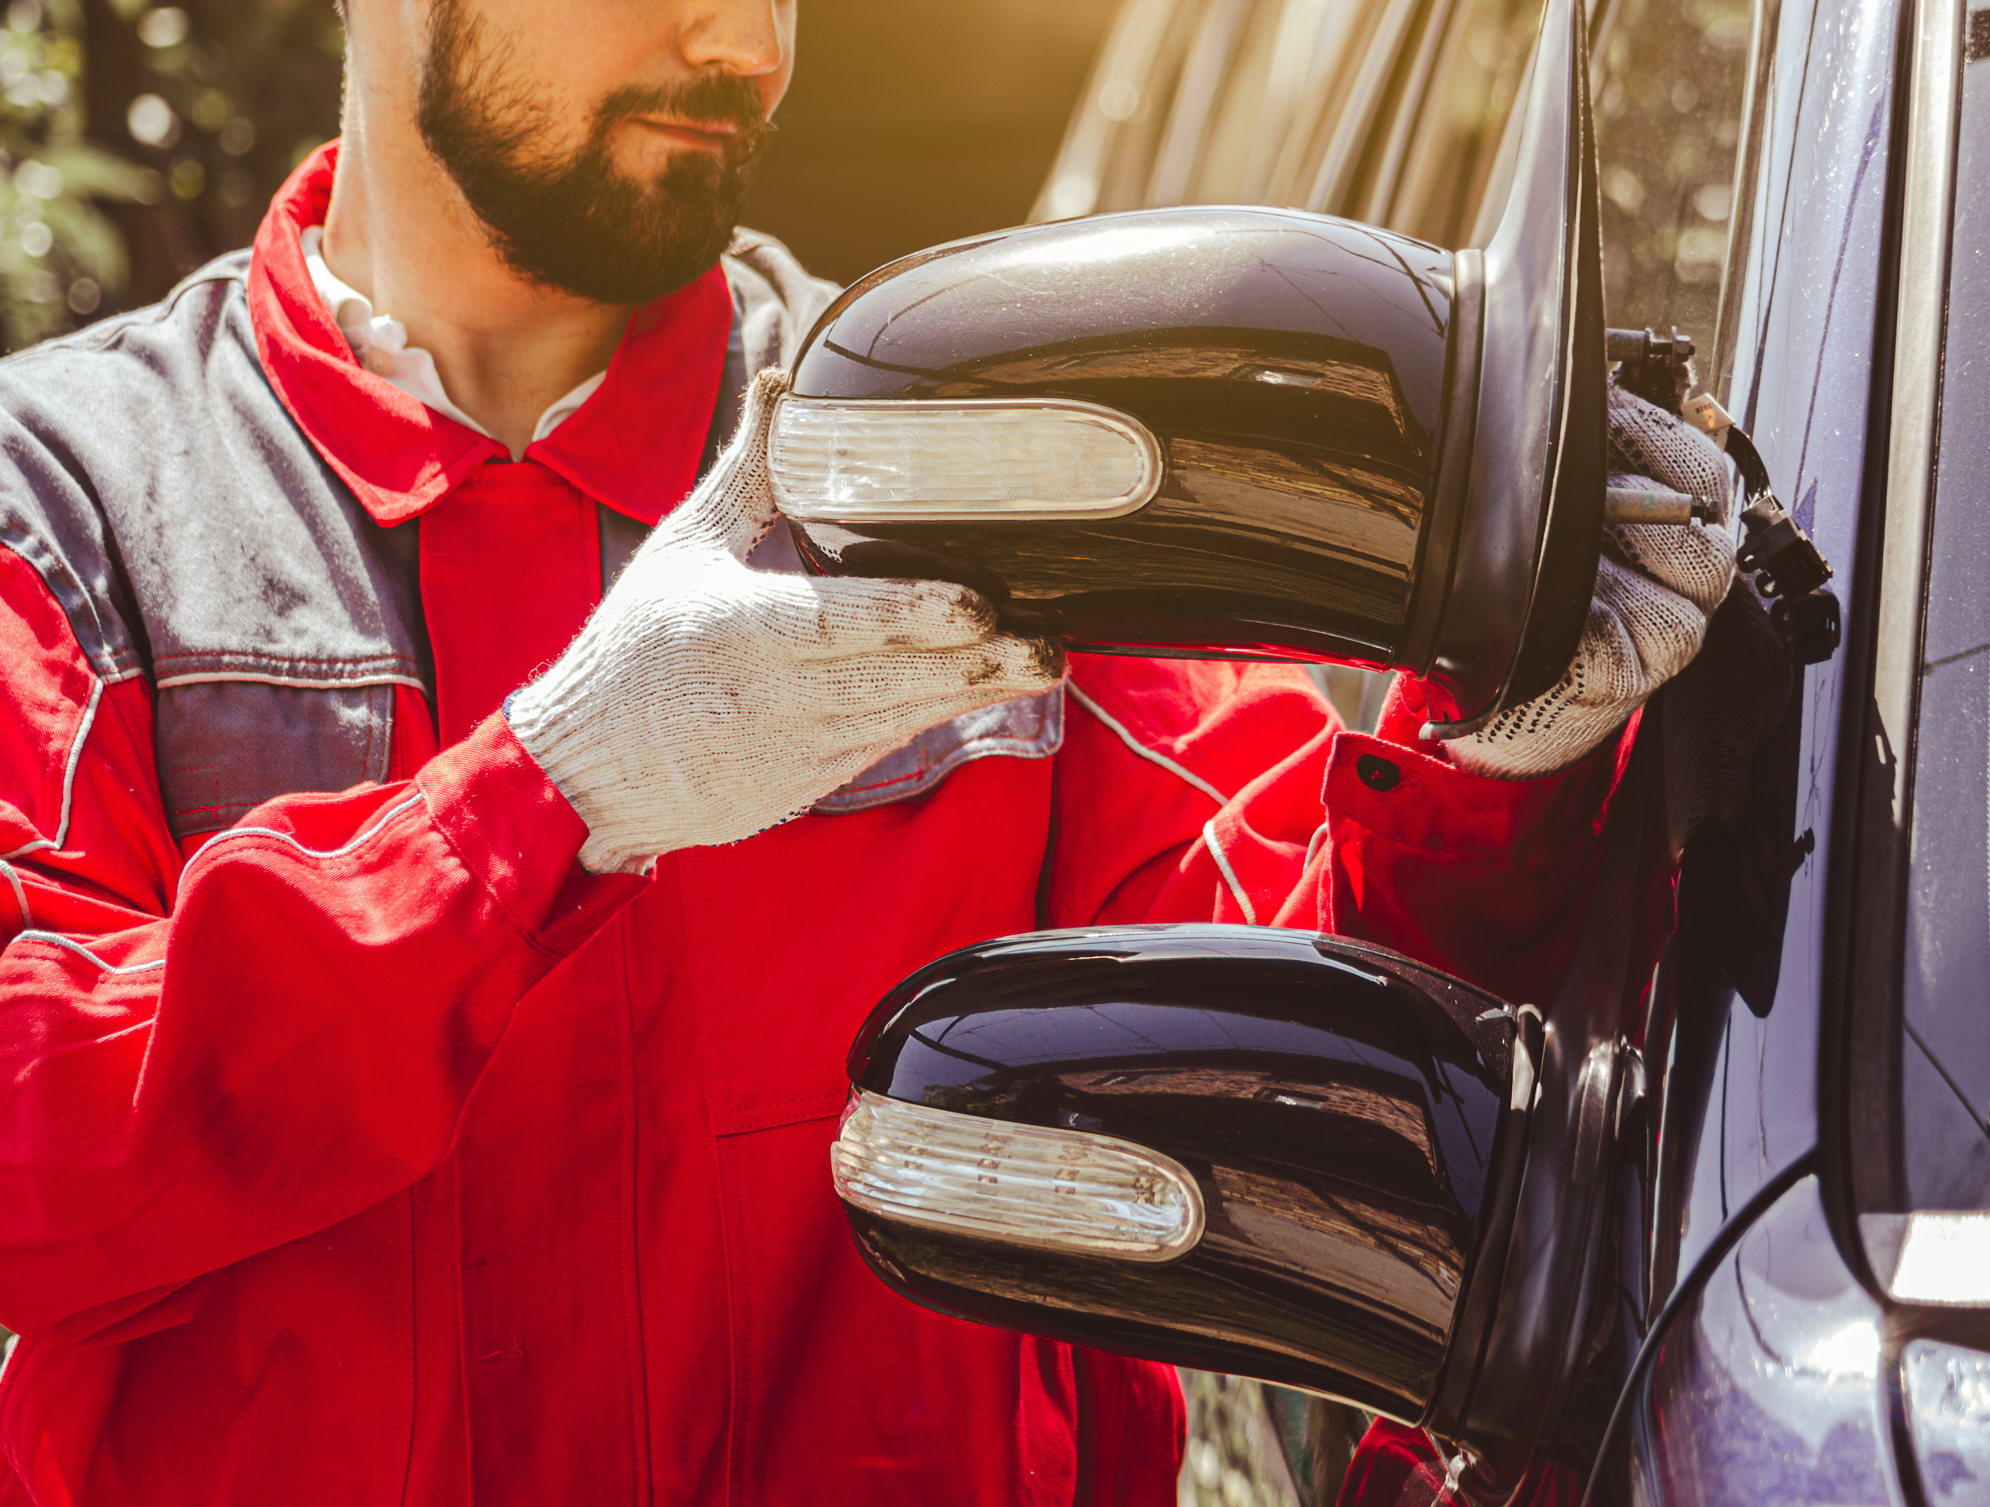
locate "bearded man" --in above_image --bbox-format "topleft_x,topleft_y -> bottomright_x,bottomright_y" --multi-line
0,0 -> 1737,1502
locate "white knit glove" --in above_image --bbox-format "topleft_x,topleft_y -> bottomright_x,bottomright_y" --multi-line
508,370 -> 1065,872
1446,386 -> 1737,779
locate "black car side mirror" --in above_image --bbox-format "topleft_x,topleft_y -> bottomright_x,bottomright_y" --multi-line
831,924 -> 1632,1502
832,925 -> 1534,1418
833,707 -> 1662,1502
772,0 -> 1606,736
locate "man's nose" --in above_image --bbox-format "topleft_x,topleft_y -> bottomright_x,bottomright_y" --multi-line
680,0 -> 786,77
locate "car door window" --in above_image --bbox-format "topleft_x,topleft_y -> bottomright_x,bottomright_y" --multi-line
1188,0 -> 1348,202
1037,0 -> 1419,221
1381,0 -> 1545,247
1589,0 -> 1754,345
1034,0 -> 1217,219
1285,0 -> 1437,213
1147,0 -> 1261,203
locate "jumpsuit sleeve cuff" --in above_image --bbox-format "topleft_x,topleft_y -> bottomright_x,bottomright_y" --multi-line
1315,676 -> 1635,1002
415,710 -> 649,955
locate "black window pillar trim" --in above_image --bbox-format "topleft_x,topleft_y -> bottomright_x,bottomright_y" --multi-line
1708,0 -> 1784,405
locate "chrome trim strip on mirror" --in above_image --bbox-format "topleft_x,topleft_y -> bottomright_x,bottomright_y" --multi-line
769,396 -> 1165,524
830,1089 -> 1207,1264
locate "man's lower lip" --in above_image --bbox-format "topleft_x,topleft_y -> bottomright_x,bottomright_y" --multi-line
630,120 -> 732,152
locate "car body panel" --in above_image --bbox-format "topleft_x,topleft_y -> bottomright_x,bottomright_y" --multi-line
1633,1177 -> 1897,1505
1657,0 -> 1907,1281
1889,0 -> 1990,1220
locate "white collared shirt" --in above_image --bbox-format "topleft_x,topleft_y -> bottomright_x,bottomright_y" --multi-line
299,225 -> 606,446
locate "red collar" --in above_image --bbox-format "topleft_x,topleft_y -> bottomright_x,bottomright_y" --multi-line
248,143 -> 733,528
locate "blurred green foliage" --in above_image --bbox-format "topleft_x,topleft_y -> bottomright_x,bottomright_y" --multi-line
0,0 -> 342,350
0,0 -> 151,348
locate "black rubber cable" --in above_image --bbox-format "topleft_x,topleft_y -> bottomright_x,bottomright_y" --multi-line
1576,1147 -> 1821,1507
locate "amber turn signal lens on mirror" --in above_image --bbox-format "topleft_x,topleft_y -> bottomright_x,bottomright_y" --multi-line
770,399 -> 1163,522
829,1089 -> 1204,1262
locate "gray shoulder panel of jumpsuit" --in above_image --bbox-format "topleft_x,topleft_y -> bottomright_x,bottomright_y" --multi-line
0,250 -> 422,842
0,235 -> 1059,849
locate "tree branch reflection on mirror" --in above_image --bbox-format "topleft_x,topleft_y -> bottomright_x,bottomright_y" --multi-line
1178,1371 -> 1373,1507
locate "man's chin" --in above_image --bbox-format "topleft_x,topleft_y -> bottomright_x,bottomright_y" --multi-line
509,213 -> 739,306
456,149 -> 748,305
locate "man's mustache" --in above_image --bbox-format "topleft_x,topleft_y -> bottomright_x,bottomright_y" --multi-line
595,73 -> 773,149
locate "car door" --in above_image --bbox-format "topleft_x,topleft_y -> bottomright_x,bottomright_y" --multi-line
1033,0 -> 1904,1501
1619,0 -> 1990,1499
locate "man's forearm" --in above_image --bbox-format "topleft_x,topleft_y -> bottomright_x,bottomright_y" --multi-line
0,716 -> 639,1338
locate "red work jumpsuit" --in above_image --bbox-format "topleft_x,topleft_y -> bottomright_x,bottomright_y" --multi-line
0,147 -> 1632,1505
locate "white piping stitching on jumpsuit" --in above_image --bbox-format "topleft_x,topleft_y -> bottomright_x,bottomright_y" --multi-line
1,676 -> 104,861
182,792 -> 427,873
1066,683 -> 1231,807
1201,819 -> 1259,926
53,675 -> 103,851
152,670 -> 431,693
9,793 -> 429,976
0,859 -> 29,929
1303,821 -> 1331,875
13,930 -> 167,975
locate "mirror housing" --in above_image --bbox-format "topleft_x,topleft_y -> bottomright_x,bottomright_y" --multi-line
832,707 -> 1659,1501
832,916 -> 1637,1503
833,926 -> 1537,1425
774,0 -> 1604,733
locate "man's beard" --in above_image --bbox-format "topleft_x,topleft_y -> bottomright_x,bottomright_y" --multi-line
417,0 -> 772,306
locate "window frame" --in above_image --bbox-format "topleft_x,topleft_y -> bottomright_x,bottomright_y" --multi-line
1823,0 -> 1986,1322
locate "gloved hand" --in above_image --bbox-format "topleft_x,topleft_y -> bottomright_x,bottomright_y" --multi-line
508,369 -> 1065,873
1444,385 -> 1737,780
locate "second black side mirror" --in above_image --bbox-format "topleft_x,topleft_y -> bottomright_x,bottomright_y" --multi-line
832,925 -> 1537,1425
832,905 -> 1641,1503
